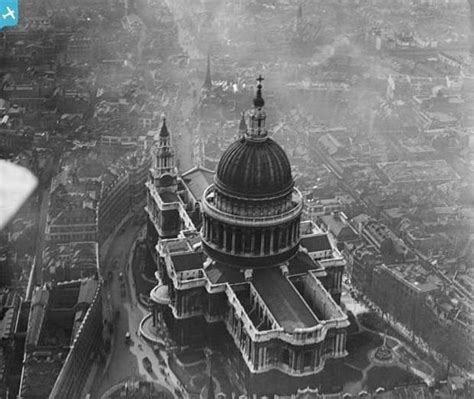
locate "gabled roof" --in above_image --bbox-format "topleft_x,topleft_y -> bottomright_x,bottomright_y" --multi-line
288,250 -> 323,275
320,214 -> 355,238
52,207 -> 96,225
26,288 -> 50,348
159,191 -> 179,204
252,268 -> 318,332
77,279 -> 98,305
171,252 -> 203,272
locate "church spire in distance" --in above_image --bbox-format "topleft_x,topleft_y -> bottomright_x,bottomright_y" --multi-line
203,52 -> 212,90
239,111 -> 247,136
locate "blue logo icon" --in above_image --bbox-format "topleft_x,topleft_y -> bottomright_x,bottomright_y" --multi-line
1,0 -> 18,30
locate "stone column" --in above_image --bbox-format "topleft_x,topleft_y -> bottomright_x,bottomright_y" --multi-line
231,228 -> 236,254
246,335 -> 251,359
228,306 -> 234,325
251,341 -> 256,368
273,229 -> 279,253
208,221 -> 213,243
215,222 -> 220,244
260,231 -> 265,255
202,216 -> 206,238
269,228 -> 275,254
223,227 -> 228,251
251,231 -> 256,254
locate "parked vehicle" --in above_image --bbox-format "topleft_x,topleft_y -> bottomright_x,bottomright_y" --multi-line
142,356 -> 152,373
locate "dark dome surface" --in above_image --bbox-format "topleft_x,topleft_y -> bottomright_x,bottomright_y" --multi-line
215,137 -> 293,199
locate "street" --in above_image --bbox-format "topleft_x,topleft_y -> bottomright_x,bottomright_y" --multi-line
90,218 -> 179,398
33,187 -> 50,287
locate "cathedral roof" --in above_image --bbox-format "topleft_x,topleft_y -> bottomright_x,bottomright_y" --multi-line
181,166 -> 214,201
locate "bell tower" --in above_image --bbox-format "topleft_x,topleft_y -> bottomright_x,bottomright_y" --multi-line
146,117 -> 181,251
150,116 -> 176,186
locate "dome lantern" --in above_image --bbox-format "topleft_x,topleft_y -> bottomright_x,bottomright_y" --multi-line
247,75 -> 267,140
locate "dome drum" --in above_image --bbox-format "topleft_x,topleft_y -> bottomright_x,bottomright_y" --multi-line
202,185 -> 303,228
202,240 -> 300,268
201,211 -> 301,268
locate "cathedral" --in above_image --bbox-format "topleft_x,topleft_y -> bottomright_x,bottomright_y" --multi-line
145,77 -> 349,392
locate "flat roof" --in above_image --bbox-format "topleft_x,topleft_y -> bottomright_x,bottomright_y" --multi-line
164,239 -> 192,254
385,263 -> 441,293
252,268 -> 318,332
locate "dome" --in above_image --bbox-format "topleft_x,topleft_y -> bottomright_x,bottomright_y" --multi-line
215,136 -> 293,199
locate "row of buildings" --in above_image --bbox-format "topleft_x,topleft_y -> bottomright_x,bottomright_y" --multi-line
17,136 -> 153,397
316,210 -> 474,373
0,0 -> 189,396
